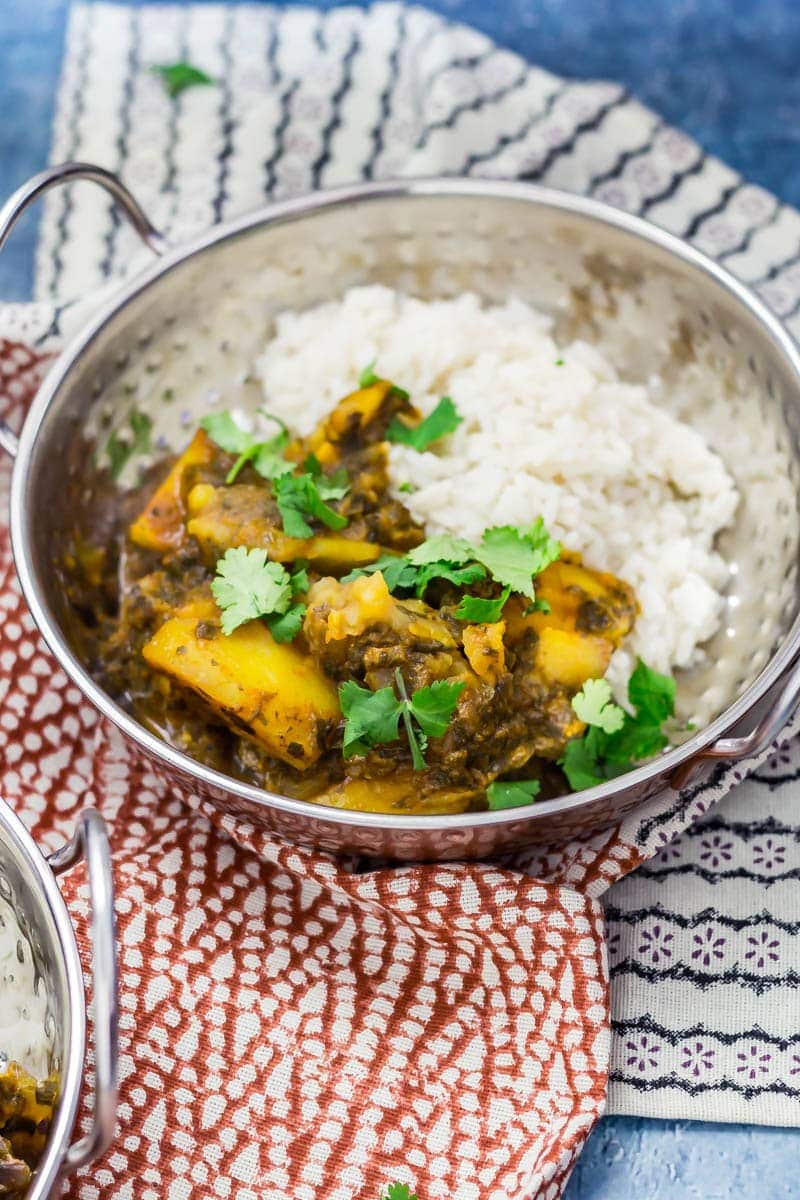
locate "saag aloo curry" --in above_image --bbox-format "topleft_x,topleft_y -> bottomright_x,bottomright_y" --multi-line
65,374 -> 679,815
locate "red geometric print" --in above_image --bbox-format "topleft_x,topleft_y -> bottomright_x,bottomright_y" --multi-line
0,342 -> 631,1199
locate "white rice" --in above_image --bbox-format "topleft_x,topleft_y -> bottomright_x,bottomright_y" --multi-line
0,894 -> 52,1079
257,285 -> 739,698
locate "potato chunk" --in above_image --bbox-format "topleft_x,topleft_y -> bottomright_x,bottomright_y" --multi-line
185,483 -> 382,572
462,621 -> 506,685
143,602 -> 339,768
300,380 -> 411,466
129,429 -> 216,552
315,774 -> 478,814
535,626 -> 612,689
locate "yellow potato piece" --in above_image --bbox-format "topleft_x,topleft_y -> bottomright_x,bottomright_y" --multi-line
462,620 -> 506,685
316,775 -> 478,814
307,573 -> 395,641
536,626 -> 612,689
143,605 -> 340,769
302,380 -> 396,466
129,429 -> 216,553
186,483 -> 382,572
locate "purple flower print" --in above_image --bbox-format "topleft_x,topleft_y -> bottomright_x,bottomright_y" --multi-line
691,927 -> 726,967
625,1034 -> 661,1073
699,834 -> 733,869
764,739 -> 793,772
790,1055 -> 800,1077
654,831 -> 683,866
752,839 -> 786,871
607,928 -> 622,963
736,1044 -> 772,1082
638,923 -> 674,965
681,1041 -> 715,1078
745,931 -> 781,970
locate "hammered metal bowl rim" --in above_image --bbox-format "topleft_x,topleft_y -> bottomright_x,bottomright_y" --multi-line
10,176 -> 800,831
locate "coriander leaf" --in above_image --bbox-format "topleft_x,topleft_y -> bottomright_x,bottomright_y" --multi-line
290,565 -> 309,594
604,721 -> 668,764
413,560 -> 486,598
394,669 -> 427,770
359,361 -> 380,388
409,678 -> 465,738
407,534 -> 475,566
486,778 -> 541,810
560,727 -> 612,791
150,62 -> 215,98
339,681 -> 401,758
384,1185 -> 418,1200
571,678 -> 626,734
386,396 -> 462,451
455,586 -> 510,623
627,658 -> 676,725
524,598 -> 552,615
523,515 -> 562,575
340,554 -> 418,592
106,410 -> 153,479
303,454 -> 349,498
266,602 -> 306,644
211,547 -> 292,635
250,443 -> 294,482
201,411 -> 251,455
273,473 -> 348,538
476,525 -> 541,599
398,482 -> 416,494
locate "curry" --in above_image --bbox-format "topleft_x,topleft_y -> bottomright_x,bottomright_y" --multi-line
67,377 -> 642,814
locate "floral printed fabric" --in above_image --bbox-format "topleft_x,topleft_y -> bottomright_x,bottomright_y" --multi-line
3,3 -> 800,1195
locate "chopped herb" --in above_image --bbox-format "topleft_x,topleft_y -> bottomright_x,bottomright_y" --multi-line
211,547 -> 293,636
289,564 -> 310,594
266,602 -> 307,644
106,410 -> 152,479
339,671 -> 464,769
486,778 -> 541,810
407,534 -> 474,566
560,659 -> 677,790
455,585 -> 511,624
413,560 -> 486,597
383,1186 -> 418,1200
476,522 -> 560,600
200,409 -> 292,484
303,453 -> 349,499
398,482 -> 416,494
150,62 -> 215,98
386,396 -> 462,451
555,358 -> 564,366
273,472 -> 348,538
571,678 -> 625,734
524,598 -> 552,615
359,360 -> 380,388
162,387 -> 175,403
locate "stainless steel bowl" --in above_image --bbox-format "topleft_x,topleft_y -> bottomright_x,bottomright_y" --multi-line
1,162 -> 800,861
0,803 -> 117,1196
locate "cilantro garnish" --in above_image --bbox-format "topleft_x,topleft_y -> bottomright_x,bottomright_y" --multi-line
150,62 -> 215,98
571,678 -> 625,734
359,361 -> 380,388
486,778 -> 541,810
273,471 -> 348,538
455,586 -> 510,624
303,453 -> 349,499
476,521 -> 561,600
561,660 -> 677,790
342,519 -> 558,607
382,1185 -> 418,1200
386,396 -> 462,451
211,547 -> 305,640
398,482 -> 416,494
106,410 -> 152,479
201,410 -> 292,484
339,670 -> 464,769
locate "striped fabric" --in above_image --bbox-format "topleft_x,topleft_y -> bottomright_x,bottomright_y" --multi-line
13,0 -> 800,1135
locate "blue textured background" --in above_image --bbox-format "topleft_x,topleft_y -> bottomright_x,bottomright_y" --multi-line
1,0 -> 799,1192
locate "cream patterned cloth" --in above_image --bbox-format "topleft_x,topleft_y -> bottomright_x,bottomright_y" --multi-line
19,1 -> 800,1132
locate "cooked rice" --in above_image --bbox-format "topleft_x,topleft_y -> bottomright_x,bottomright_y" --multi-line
256,285 -> 739,701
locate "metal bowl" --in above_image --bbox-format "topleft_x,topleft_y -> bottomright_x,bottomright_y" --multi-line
2,163 -> 800,861
0,803 -> 117,1196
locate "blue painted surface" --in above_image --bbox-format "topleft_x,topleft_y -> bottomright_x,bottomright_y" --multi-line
0,0 -> 799,1192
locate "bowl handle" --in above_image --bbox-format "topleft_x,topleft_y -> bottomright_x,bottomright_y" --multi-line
0,162 -> 167,458
671,655 -> 800,788
48,809 -> 119,1173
